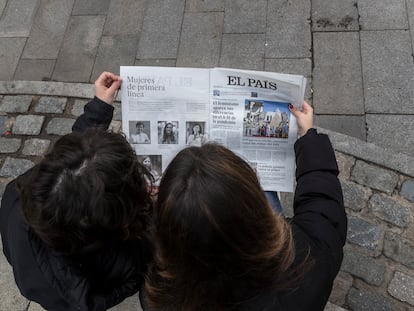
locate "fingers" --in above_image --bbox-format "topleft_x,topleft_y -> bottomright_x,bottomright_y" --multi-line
108,77 -> 122,93
94,72 -> 122,104
288,102 -> 301,118
301,101 -> 313,114
95,71 -> 112,86
289,101 -> 312,116
289,101 -> 313,136
95,72 -> 122,89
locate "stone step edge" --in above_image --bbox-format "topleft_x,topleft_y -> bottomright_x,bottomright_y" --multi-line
1,80 -> 413,178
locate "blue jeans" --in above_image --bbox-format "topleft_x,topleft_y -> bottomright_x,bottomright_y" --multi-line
264,191 -> 283,215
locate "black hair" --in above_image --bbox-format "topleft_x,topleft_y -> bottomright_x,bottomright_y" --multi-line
18,128 -> 153,255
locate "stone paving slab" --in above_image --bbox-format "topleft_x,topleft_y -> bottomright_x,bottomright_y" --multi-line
185,0 -> 224,12
0,0 -> 39,37
384,232 -> 414,270
35,96 -> 66,114
13,115 -> 44,135
21,0 -> 74,60
346,287 -> 396,311
104,0 -> 147,36
0,115 -> 7,134
0,0 -> 6,15
0,137 -> 21,153
134,59 -> 177,67
329,272 -> 353,306
266,0 -> 311,58
408,0 -> 414,54
401,180 -> 414,202
340,180 -> 371,212
313,32 -> 364,115
0,157 -> 35,178
0,239 -> 29,311
322,302 -> 348,311
366,114 -> 414,156
388,271 -> 414,306
223,0 -> 267,34
314,115 -> 366,141
22,138 -> 50,156
0,95 -> 32,113
45,117 -> 75,136
0,38 -> 26,80
136,0 -> 185,59
52,16 -> 106,82
264,58 -> 312,76
346,215 -> 383,253
219,34 -> 265,70
312,0 -> 359,31
369,193 -> 411,228
358,0 -> 408,30
108,294 -> 143,311
176,12 -> 223,67
360,30 -> 414,114
13,59 -> 55,81
264,58 -> 312,101
342,247 -> 387,286
72,0 -> 111,15
91,35 -> 139,81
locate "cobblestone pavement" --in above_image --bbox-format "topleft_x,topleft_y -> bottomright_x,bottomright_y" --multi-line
0,1 -> 414,311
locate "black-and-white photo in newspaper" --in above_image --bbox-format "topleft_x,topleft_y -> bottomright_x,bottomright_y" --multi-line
186,121 -> 208,146
129,120 -> 150,144
138,154 -> 162,188
158,121 -> 179,145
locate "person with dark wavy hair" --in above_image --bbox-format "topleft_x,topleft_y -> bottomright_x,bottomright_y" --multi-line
0,72 -> 153,310
144,101 -> 346,311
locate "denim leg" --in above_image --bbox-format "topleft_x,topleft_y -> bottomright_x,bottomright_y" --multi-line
264,191 -> 283,215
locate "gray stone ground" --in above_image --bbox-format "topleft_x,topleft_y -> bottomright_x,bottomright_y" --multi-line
0,1 -> 413,310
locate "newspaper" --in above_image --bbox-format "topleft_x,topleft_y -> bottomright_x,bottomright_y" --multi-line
120,66 -> 306,192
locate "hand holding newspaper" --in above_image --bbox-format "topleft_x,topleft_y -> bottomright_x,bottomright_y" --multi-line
120,66 -> 306,192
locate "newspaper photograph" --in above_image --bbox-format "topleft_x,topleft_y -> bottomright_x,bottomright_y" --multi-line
120,66 -> 306,192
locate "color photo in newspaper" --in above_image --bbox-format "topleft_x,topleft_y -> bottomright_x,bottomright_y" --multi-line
120,66 -> 306,192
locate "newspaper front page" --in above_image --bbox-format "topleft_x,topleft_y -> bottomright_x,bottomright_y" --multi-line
120,66 -> 306,192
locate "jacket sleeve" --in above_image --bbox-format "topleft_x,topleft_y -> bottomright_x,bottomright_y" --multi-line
292,128 -> 347,275
72,97 -> 114,133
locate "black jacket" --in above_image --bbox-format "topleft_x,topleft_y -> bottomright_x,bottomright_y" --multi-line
239,128 -> 347,310
0,97 -> 152,310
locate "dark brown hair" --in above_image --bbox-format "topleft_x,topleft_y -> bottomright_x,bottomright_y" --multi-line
17,128 -> 153,255
146,143 -> 299,310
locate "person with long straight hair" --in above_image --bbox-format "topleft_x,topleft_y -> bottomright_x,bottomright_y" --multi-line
144,101 -> 346,311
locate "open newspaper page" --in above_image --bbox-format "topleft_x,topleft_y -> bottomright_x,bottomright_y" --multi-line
210,68 -> 306,192
120,66 -> 210,191
120,66 -> 305,192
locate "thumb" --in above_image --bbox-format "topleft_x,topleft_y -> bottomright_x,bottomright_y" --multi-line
108,78 -> 122,94
301,101 -> 313,114
288,103 -> 302,118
